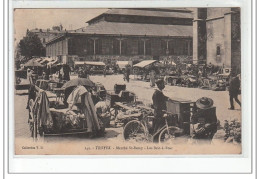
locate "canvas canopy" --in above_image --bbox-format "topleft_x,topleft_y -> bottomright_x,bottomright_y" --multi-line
133,60 -> 157,68
116,61 -> 131,69
24,59 -> 43,67
74,61 -> 105,66
47,59 -> 59,66
33,57 -> 54,65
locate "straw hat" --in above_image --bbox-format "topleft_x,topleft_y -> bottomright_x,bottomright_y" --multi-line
196,97 -> 213,109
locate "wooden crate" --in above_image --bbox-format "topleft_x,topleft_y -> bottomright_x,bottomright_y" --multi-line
106,91 -> 120,107
166,98 -> 194,135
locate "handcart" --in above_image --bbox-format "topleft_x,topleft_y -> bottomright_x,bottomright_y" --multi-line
123,97 -> 218,144
28,83 -> 105,141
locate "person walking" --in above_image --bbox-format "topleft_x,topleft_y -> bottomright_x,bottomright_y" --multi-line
228,73 -> 241,110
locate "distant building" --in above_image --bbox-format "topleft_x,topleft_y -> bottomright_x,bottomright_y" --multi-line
193,8 -> 241,72
30,25 -> 66,47
46,8 -> 193,63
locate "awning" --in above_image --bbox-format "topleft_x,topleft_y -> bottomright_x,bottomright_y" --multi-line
171,61 -> 176,66
24,59 -> 43,67
133,60 -> 157,68
116,61 -> 130,69
47,59 -> 58,66
34,57 -> 54,65
74,61 -> 105,66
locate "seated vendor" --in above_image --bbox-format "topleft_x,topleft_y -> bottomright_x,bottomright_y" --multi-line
191,97 -> 218,140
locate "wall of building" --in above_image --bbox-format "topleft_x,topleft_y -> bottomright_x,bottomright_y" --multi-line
231,11 -> 241,73
46,38 -> 68,57
206,18 -> 226,66
207,8 -> 231,19
47,35 -> 192,58
206,8 -> 238,68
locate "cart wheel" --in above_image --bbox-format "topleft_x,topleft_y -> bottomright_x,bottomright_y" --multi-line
31,121 -> 37,141
123,120 -> 147,142
159,126 -> 183,144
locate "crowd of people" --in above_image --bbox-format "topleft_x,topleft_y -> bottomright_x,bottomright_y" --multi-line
21,58 -> 241,142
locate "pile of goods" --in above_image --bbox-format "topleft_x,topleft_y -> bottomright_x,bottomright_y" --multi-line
223,119 -> 241,143
50,109 -> 85,133
115,109 -> 142,126
106,84 -> 136,107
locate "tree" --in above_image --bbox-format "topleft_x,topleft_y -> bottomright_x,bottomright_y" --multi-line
18,31 -> 46,59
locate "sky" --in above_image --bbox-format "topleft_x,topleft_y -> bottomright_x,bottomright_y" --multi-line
13,8 -> 108,44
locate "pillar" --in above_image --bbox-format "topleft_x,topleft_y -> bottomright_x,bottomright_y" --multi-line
193,8 -> 207,64
116,37 -> 126,55
141,38 -> 149,56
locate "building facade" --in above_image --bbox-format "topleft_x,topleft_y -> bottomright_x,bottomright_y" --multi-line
193,8 -> 241,72
46,8 -> 193,63
30,25 -> 66,47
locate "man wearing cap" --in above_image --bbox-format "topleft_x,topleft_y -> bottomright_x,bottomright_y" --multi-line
228,73 -> 241,110
152,79 -> 169,134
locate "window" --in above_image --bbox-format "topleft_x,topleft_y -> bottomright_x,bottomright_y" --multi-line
113,39 -> 120,55
138,40 -> 144,55
145,40 -> 151,55
160,40 -> 167,55
216,45 -> 221,56
95,39 -> 102,55
121,40 -> 127,55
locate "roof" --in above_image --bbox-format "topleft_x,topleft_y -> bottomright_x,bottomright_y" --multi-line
133,60 -> 157,68
74,61 -> 105,66
105,8 -> 193,18
87,8 -> 193,23
73,21 -> 192,37
30,29 -> 66,33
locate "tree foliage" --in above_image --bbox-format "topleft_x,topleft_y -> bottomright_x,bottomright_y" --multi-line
18,31 -> 46,59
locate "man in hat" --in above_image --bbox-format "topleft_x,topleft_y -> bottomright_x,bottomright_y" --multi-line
228,72 -> 241,110
191,97 -> 218,140
152,79 -> 169,134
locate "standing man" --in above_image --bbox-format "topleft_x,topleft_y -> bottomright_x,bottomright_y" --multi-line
103,65 -> 107,77
229,72 -> 241,110
150,69 -> 156,87
125,65 -> 130,82
62,64 -> 71,81
152,79 -> 169,134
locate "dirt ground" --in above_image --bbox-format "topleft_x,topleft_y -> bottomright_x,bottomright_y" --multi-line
14,74 -> 241,155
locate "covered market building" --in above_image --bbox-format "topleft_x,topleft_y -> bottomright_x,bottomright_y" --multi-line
45,8 -> 193,64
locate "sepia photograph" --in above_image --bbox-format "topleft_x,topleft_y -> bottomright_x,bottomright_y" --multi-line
13,7 -> 242,155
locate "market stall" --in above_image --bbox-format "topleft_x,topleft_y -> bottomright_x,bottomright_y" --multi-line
116,61 -> 132,73
133,60 -> 157,80
74,61 -> 106,75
